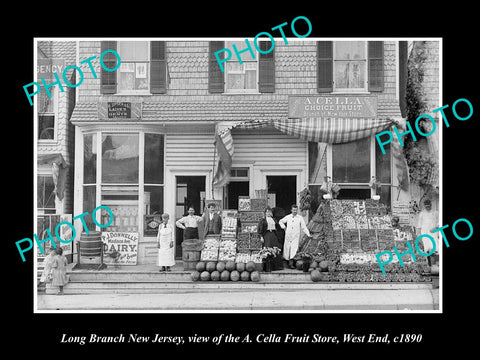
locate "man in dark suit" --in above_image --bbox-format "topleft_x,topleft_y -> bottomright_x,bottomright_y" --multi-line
202,203 -> 222,236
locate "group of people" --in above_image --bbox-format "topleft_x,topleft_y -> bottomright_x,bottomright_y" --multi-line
156,203 -> 222,272
258,204 -> 312,270
157,202 -> 312,272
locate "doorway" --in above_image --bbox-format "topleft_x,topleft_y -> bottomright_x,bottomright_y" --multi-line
267,175 -> 297,215
226,181 -> 249,209
175,176 -> 206,258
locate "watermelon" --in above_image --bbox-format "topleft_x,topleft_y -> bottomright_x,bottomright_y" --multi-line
311,261 -> 318,269
225,260 -> 236,272
245,261 -> 256,272
216,261 -> 226,272
190,271 -> 200,281
311,269 -> 322,282
319,260 -> 329,272
240,271 -> 250,281
295,260 -> 303,270
220,270 -> 230,281
236,262 -> 246,273
200,271 -> 210,281
210,270 -> 220,281
195,261 -> 206,272
206,261 -> 216,272
230,270 -> 240,282
250,271 -> 260,282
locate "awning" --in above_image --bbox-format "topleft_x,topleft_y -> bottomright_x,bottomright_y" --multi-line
37,153 -> 68,201
213,117 -> 399,187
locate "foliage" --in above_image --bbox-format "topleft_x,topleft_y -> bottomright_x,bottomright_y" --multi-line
259,247 -> 281,260
299,187 -> 312,211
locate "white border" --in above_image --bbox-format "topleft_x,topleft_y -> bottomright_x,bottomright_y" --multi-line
33,37 -> 443,314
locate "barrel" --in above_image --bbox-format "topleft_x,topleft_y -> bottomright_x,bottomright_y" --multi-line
79,231 -> 103,264
181,239 -> 203,270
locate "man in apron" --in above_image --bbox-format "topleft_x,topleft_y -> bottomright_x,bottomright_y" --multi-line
279,204 -> 311,269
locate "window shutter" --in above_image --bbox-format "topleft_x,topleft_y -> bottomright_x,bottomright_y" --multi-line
208,41 -> 225,93
399,41 -> 408,117
100,41 -> 117,94
368,41 -> 384,92
317,41 -> 333,93
258,41 -> 275,93
150,41 -> 167,94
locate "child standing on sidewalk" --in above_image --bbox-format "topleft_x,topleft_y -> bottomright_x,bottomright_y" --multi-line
51,247 -> 68,295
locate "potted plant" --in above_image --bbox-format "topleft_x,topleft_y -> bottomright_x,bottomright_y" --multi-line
259,247 -> 281,272
298,252 -> 313,272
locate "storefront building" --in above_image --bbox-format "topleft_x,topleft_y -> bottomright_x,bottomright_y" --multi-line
70,39 -> 411,265
36,41 -> 77,259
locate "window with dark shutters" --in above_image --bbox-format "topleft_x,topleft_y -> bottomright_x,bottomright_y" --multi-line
258,41 -> 275,93
368,41 -> 384,92
208,41 -> 225,93
100,41 -> 118,94
150,41 -> 167,94
317,41 -> 333,93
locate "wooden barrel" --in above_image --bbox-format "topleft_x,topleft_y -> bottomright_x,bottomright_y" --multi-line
79,231 -> 103,259
181,239 -> 203,270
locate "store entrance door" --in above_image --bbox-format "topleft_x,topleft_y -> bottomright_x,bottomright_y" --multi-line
226,181 -> 249,209
267,175 -> 297,215
175,176 -> 206,259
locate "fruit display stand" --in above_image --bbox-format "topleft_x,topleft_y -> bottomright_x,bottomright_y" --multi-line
298,199 -> 431,283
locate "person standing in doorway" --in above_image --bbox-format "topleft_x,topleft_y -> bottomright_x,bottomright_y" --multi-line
279,204 -> 311,269
157,213 -> 175,272
176,206 -> 202,240
202,203 -> 222,236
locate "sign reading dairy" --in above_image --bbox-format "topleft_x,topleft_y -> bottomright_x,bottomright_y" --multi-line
101,232 -> 138,265
289,95 -> 377,118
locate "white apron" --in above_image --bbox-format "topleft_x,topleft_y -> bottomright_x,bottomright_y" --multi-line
280,214 -> 310,260
157,223 -> 175,267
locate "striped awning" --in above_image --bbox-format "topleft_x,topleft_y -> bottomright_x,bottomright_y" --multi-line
213,116 -> 399,187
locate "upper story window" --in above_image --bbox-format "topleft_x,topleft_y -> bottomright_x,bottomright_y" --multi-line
317,41 -> 384,93
100,41 -> 167,95
225,41 -> 258,93
38,87 -> 56,141
118,41 -> 150,93
334,41 -> 367,92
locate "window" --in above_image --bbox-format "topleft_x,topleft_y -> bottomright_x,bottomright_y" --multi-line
118,41 -> 150,93
334,41 -> 367,92
38,87 -> 56,140
83,132 -> 164,233
225,41 -> 258,93
38,175 -> 56,214
308,136 -> 392,207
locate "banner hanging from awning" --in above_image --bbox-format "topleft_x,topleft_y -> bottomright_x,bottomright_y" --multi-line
37,153 -> 68,201
213,117 -> 399,187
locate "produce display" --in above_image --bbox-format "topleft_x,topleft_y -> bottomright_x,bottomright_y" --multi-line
191,260 -> 261,282
218,239 -> 237,261
221,215 -> 238,238
235,253 -> 250,263
239,211 -> 264,223
238,197 -> 251,211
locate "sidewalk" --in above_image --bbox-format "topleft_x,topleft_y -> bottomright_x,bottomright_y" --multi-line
37,288 -> 439,311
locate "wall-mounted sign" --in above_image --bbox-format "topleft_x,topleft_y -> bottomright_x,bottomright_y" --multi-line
289,95 -> 377,118
101,232 -> 138,265
97,101 -> 142,120
37,59 -> 66,79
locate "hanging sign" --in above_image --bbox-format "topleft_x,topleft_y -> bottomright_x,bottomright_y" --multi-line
289,95 -> 377,118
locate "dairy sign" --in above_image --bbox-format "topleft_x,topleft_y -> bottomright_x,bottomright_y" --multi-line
289,95 -> 377,118
101,232 -> 138,265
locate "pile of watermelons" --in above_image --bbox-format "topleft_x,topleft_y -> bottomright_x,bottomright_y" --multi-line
190,260 -> 260,282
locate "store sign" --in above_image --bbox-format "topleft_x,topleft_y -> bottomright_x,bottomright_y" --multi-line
392,201 -> 413,226
108,102 -> 131,118
288,95 -> 377,118
97,101 -> 142,120
101,232 -> 138,265
37,59 -> 66,78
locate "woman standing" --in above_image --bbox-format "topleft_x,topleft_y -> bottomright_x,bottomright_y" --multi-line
257,207 -> 284,270
51,247 -> 68,295
157,213 -> 175,272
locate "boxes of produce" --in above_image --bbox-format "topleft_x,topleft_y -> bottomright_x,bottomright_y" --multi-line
250,198 -> 268,211
241,222 -> 258,233
249,233 -> 263,250
239,211 -> 264,223
235,252 -> 250,263
238,197 -> 251,211
200,249 -> 218,261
